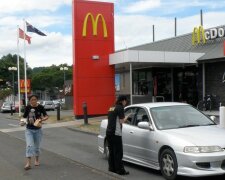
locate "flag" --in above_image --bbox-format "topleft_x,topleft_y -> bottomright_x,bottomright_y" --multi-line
26,21 -> 46,36
19,28 -> 31,44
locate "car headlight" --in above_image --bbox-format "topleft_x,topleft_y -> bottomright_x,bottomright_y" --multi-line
184,146 -> 223,153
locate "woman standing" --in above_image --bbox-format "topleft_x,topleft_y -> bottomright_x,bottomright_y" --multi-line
22,95 -> 48,170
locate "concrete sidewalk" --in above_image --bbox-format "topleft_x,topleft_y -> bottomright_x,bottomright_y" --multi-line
202,110 -> 219,117
1,116 -> 104,134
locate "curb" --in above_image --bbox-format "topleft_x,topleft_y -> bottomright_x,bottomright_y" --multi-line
66,126 -> 98,136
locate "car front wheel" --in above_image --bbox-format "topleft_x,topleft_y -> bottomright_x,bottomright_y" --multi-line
159,148 -> 178,180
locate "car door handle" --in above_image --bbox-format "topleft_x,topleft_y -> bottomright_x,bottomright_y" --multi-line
129,131 -> 134,134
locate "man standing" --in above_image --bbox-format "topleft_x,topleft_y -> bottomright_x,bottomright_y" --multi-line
106,95 -> 129,175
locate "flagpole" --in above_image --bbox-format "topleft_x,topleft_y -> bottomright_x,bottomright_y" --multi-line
17,26 -> 21,117
23,19 -> 28,106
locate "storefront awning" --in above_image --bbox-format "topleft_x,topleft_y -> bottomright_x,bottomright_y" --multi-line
109,50 -> 205,65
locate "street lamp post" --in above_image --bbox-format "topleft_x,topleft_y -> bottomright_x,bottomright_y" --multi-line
8,66 -> 17,105
60,66 -> 68,85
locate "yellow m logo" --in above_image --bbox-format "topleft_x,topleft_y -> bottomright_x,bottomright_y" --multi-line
82,13 -> 108,38
192,26 -> 206,45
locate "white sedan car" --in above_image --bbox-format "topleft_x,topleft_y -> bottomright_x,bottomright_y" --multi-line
0,102 -> 16,113
98,102 -> 225,180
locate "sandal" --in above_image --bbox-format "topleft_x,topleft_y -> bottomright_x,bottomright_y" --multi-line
35,163 -> 40,166
24,165 -> 31,170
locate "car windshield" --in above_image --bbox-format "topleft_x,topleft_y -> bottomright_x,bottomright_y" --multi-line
150,105 -> 216,130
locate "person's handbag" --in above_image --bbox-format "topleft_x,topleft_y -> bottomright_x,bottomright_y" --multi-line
33,119 -> 42,128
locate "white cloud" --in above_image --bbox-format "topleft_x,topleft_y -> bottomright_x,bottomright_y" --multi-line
114,11 -> 225,50
123,0 -> 161,13
0,1 -> 72,68
1,0 -> 225,68
0,0 -> 71,13
20,33 -> 72,68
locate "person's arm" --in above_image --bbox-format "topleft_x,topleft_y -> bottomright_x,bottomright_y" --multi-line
41,115 -> 48,121
117,105 -> 126,124
120,113 -> 133,124
124,113 -> 133,123
38,105 -> 49,122
23,106 -> 29,118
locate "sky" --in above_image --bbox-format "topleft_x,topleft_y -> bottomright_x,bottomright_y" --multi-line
1,0 -> 225,68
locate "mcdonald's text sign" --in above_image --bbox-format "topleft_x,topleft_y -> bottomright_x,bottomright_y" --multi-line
192,25 -> 225,45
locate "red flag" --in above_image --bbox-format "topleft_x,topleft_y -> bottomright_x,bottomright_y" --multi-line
19,28 -> 31,44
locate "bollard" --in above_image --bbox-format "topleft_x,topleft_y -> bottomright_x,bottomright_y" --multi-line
10,103 -> 13,116
82,102 -> 88,125
219,106 -> 225,128
56,103 -> 60,120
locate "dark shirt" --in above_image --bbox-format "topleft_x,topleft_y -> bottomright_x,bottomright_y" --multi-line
106,104 -> 125,136
23,104 -> 47,130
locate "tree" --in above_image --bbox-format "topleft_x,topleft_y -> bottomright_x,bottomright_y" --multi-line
0,53 -> 32,85
0,54 -> 33,100
0,88 -> 12,100
31,64 -> 72,97
0,54 -> 73,100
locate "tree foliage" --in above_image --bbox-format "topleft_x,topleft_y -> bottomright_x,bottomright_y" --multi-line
32,64 -> 72,91
0,54 -> 72,100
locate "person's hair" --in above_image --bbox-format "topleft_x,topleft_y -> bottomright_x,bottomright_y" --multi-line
28,94 -> 39,101
116,95 -> 127,105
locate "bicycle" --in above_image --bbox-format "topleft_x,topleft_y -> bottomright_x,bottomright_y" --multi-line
197,94 -> 221,111
197,95 -> 212,111
197,100 -> 207,111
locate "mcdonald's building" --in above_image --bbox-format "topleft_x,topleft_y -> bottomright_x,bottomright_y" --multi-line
111,24 -> 225,108
73,0 -> 225,117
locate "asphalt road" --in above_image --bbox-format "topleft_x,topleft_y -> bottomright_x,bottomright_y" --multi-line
0,131 -> 119,180
0,112 -> 225,180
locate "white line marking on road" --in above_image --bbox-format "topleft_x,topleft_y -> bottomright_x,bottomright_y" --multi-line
8,124 -> 19,127
0,121 -> 77,133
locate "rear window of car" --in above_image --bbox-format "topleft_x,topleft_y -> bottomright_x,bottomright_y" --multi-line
3,102 -> 11,106
46,101 -> 53,105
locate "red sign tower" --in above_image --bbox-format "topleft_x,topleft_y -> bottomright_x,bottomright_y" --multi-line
72,0 -> 115,117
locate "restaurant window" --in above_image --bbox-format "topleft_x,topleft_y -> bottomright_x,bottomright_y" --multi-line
133,70 -> 152,95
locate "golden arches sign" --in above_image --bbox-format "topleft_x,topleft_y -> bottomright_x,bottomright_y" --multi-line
82,13 -> 108,38
192,26 -> 206,45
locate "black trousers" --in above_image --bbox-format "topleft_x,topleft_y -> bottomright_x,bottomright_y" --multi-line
106,134 -> 125,173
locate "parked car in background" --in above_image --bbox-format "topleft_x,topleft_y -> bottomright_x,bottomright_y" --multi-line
53,99 -> 62,109
0,102 -> 16,113
39,100 -> 55,111
98,102 -> 225,180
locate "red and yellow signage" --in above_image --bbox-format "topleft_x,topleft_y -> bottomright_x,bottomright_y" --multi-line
82,13 -> 108,38
192,25 -> 225,45
192,26 -> 206,45
73,0 -> 115,117
20,79 -> 31,93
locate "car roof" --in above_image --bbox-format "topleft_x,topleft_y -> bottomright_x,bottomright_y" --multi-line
127,102 -> 188,109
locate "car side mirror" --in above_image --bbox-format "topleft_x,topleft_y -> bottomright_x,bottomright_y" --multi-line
138,122 -> 154,131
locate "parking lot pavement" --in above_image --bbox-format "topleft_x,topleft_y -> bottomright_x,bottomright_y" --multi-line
0,131 -> 121,180
202,110 -> 219,117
